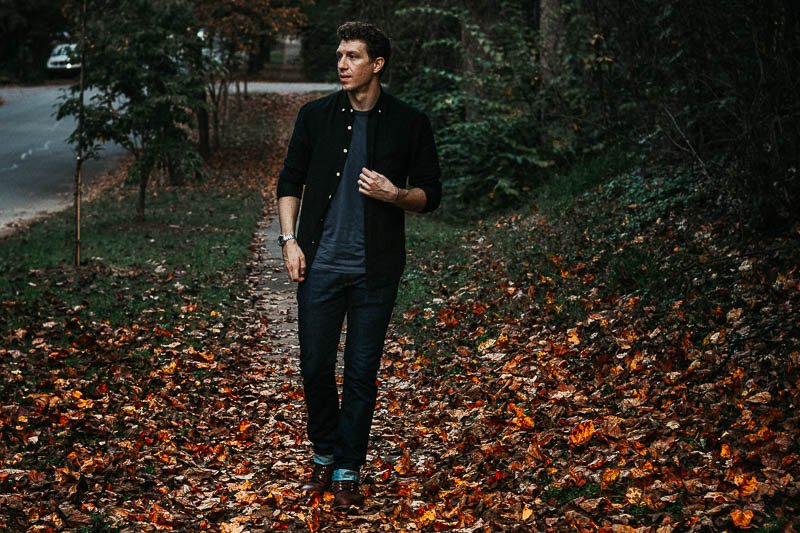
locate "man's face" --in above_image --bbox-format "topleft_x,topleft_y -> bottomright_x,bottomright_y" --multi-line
336,39 -> 381,92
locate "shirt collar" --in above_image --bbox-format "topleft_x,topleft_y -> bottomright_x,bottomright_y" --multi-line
337,86 -> 386,116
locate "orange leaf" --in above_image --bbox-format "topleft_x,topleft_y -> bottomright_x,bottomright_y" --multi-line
521,505 -> 533,520
566,328 -> 580,346
730,508 -> 754,527
77,398 -> 94,409
419,508 -> 437,524
161,359 -> 178,374
394,449 -> 412,475
720,443 -> 731,458
601,468 -> 620,489
437,308 -> 459,328
569,420 -> 595,446
738,475 -> 759,497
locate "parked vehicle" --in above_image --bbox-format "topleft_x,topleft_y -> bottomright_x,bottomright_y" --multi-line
46,44 -> 80,74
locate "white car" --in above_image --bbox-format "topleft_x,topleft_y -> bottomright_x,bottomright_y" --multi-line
46,44 -> 81,73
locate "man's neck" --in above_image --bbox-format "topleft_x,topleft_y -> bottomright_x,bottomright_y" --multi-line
346,79 -> 381,111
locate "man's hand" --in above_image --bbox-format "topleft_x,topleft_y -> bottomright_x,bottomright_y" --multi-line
358,167 -> 428,212
282,240 -> 306,282
358,167 -> 398,203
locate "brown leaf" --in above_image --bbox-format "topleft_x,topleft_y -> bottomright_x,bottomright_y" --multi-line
745,391 -> 771,404
569,420 -> 595,446
730,508 -> 754,528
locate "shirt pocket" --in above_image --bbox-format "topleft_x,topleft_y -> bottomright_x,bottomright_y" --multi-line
372,145 -> 408,185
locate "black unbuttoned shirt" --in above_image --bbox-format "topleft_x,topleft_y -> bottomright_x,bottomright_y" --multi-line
277,89 -> 442,287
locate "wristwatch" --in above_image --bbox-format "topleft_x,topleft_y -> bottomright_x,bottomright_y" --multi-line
277,234 -> 295,247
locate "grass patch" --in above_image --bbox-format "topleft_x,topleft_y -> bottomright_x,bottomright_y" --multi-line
535,149 -> 634,216
0,186 -> 260,335
396,213 -> 470,315
540,482 -> 601,505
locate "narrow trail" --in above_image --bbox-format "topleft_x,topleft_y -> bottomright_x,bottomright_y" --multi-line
204,92 -> 517,531
213,92 -> 499,532
219,94 -> 389,531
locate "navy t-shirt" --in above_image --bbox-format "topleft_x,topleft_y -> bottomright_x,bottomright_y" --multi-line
312,110 -> 368,273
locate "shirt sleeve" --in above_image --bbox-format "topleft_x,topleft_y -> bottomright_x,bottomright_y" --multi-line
408,113 -> 442,213
277,104 -> 312,199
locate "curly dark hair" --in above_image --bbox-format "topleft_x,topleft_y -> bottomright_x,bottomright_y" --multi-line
337,21 -> 391,77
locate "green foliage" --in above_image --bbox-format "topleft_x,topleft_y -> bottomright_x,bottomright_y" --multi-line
298,0 -> 798,225
571,0 -> 800,227
396,2 -> 554,211
57,0 -> 206,216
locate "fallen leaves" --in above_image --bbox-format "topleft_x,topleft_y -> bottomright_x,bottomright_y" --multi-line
391,173 -> 800,529
2,94 -> 799,531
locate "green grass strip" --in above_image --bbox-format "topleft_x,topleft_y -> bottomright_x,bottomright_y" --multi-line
0,185 -> 261,334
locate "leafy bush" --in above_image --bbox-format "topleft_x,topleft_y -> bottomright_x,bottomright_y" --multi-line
58,0 -> 205,218
299,0 -> 799,225
396,3 -> 557,211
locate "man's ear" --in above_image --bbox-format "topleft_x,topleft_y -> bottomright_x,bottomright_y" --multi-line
373,57 -> 385,75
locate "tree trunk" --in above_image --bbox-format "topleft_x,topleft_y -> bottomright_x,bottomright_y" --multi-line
235,79 -> 241,110
197,91 -> 210,160
137,166 -> 150,221
209,79 -> 222,149
195,82 -> 211,161
539,0 -> 563,83
222,79 -> 229,142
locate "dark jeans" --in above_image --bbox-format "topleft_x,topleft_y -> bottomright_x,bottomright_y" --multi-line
297,268 -> 398,472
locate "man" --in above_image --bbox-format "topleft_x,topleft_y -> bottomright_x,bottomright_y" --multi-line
276,21 -> 441,509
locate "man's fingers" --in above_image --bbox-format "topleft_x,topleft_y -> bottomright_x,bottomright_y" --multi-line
359,168 -> 390,199
283,247 -> 306,282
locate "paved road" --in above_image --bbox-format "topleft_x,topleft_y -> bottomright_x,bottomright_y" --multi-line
0,84 -> 126,232
0,81 -> 338,234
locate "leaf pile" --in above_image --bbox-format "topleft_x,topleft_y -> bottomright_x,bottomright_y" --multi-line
384,172 -> 800,530
0,93 -> 318,532
2,93 -> 798,532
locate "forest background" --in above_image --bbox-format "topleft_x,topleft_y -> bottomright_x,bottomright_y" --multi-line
3,0 -> 798,222
1,0 -> 799,530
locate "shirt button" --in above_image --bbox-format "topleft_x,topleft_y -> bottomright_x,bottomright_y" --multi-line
378,109 -> 382,113
341,108 -> 345,112
336,172 -> 341,176
328,194 -> 332,199
347,126 -> 352,130
343,148 -> 348,153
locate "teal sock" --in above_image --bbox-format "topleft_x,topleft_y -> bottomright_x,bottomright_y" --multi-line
313,453 -> 334,466
332,468 -> 359,482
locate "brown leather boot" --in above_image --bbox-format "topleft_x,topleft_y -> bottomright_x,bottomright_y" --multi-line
300,463 -> 333,494
332,479 -> 363,509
